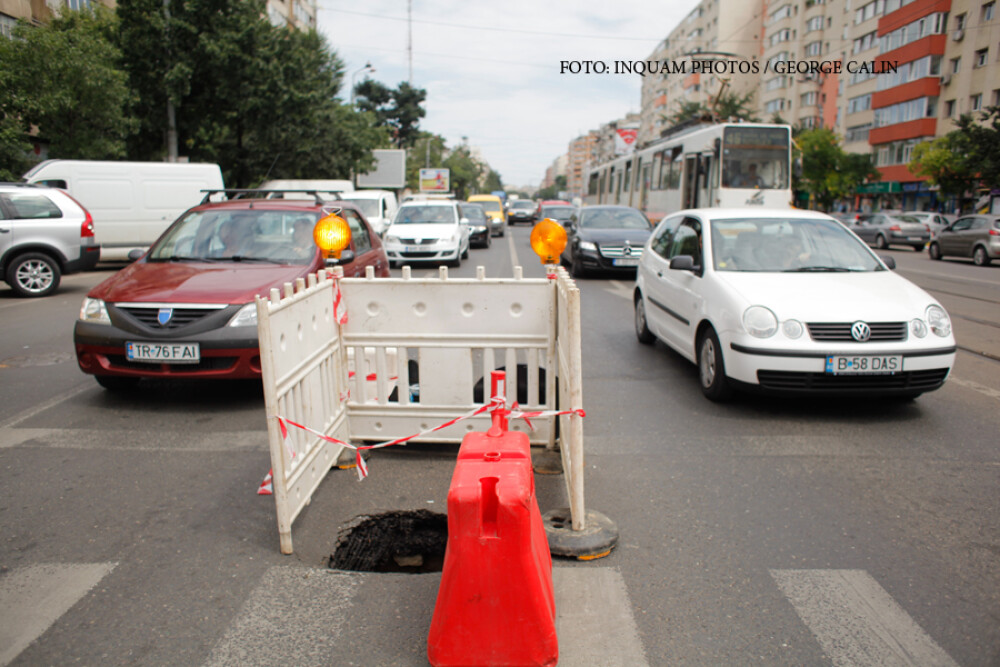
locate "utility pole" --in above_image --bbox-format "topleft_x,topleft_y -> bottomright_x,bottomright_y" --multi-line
163,0 -> 178,162
407,0 -> 413,85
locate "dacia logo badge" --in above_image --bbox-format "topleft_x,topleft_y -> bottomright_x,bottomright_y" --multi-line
157,308 -> 173,326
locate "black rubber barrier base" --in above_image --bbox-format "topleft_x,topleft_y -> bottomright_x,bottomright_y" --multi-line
542,508 -> 619,560
532,448 -> 564,475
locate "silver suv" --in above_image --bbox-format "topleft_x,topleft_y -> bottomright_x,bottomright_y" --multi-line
0,183 -> 99,297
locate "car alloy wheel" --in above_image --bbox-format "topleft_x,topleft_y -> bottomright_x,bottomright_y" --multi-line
928,242 -> 942,260
973,246 -> 991,266
875,234 -> 888,249
6,252 -> 61,298
698,328 -> 734,401
634,296 -> 655,344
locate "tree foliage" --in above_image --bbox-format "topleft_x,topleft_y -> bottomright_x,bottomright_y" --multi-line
535,175 -> 567,200
0,8 -> 133,176
664,89 -> 758,126
796,128 -> 879,210
354,80 -> 427,148
117,0 -> 389,186
910,106 -> 1000,205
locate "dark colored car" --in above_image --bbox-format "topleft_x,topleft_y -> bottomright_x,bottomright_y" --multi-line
851,213 -> 930,250
928,214 -> 1000,266
74,193 -> 389,390
507,199 -> 537,224
560,205 -> 653,277
460,202 -> 492,249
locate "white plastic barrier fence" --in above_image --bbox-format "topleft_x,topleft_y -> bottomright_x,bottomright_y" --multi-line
256,265 -> 585,554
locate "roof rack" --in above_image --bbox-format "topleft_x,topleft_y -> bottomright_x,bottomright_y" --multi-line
199,188 -> 343,206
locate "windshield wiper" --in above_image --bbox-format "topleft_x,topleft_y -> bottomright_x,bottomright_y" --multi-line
782,266 -> 857,272
156,255 -> 223,262
226,256 -> 281,263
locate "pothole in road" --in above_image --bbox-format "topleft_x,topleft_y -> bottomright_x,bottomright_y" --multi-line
329,510 -> 447,573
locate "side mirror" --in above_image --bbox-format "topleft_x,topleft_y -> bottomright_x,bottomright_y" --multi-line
324,248 -> 356,267
879,255 -> 896,270
127,248 -> 145,262
669,255 -> 696,271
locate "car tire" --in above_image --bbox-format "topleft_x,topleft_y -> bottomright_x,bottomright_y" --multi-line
570,252 -> 586,278
928,242 -> 942,260
5,252 -> 61,298
95,375 -> 141,391
462,245 -> 469,260
697,328 -> 734,402
634,295 -> 655,345
875,234 -> 888,250
973,246 -> 991,266
911,243 -> 925,251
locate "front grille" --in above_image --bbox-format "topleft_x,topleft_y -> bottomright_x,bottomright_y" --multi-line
599,245 -> 644,259
117,305 -> 225,330
757,369 -> 948,391
807,322 -> 907,342
398,238 -> 437,246
106,355 -> 237,372
400,251 -> 438,258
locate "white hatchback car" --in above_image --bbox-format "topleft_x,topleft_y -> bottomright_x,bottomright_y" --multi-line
633,208 -> 956,401
383,200 -> 470,268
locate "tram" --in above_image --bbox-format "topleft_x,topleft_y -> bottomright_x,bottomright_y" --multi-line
585,122 -> 794,222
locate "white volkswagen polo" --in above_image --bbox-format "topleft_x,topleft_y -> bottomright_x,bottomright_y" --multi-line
633,208 -> 956,401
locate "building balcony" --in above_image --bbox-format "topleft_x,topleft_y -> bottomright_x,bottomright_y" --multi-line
878,0 -> 951,35
869,117 -> 937,144
872,77 -> 942,108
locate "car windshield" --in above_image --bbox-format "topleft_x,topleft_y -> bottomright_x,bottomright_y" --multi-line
711,217 -> 883,272
148,208 -> 320,264
541,206 -> 575,221
341,198 -> 379,218
472,200 -> 502,213
393,205 -> 457,224
580,208 -> 650,230
461,205 -> 487,222
511,201 -> 535,210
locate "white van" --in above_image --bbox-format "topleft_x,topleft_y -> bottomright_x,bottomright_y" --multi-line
260,179 -> 354,200
338,190 -> 398,236
23,160 -> 224,261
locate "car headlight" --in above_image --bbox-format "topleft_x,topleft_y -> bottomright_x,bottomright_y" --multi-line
228,303 -> 258,328
743,306 -> 778,338
79,297 -> 111,324
925,305 -> 951,337
385,235 -> 401,244
909,318 -> 928,338
782,319 -> 804,339
579,241 -> 597,251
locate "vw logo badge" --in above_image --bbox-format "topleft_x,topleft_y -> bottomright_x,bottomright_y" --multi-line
851,321 -> 871,342
157,308 -> 174,326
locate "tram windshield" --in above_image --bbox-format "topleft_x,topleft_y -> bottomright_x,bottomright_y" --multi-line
721,126 -> 790,190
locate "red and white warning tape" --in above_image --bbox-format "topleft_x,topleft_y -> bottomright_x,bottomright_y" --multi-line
257,396 -> 586,490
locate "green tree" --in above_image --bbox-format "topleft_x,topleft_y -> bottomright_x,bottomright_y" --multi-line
796,128 -> 878,210
535,175 -> 567,200
664,89 -> 758,127
355,80 -> 427,148
442,145 -> 483,200
483,169 -> 503,193
0,8 -> 133,174
908,134 -> 975,204
664,101 -> 708,126
118,0 -> 386,186
405,132 -> 447,190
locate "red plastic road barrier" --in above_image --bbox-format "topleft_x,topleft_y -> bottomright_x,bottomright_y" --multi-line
428,430 -> 557,666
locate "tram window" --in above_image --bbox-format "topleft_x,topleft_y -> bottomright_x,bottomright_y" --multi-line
659,153 -> 671,190
608,168 -> 615,194
623,162 -> 632,193
588,172 -> 600,196
652,153 -> 662,191
670,151 -> 683,189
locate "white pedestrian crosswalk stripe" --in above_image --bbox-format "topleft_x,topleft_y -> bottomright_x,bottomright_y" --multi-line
771,569 -> 959,667
0,562 -> 117,666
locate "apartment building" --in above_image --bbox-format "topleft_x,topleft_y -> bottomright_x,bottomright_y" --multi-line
265,0 -> 316,30
566,132 -> 599,200
1,0 -> 114,35
639,0 -> 764,146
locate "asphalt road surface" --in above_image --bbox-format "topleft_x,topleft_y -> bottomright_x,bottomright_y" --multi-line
0,226 -> 998,666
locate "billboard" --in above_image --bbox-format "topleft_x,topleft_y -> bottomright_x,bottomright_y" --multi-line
420,168 -> 450,192
356,149 -> 406,188
614,127 -> 639,156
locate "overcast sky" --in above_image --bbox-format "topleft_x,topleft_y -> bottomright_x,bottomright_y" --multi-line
317,1 -> 701,189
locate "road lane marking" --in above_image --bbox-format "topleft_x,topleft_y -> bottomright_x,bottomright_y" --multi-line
0,383 -> 92,430
0,562 -> 117,666
204,568 -> 360,667
946,376 -> 1000,401
771,569 -> 959,667
896,266 -> 1000,288
554,566 -> 649,667
507,225 -> 520,270
204,565 -> 647,666
0,427 -> 268,450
